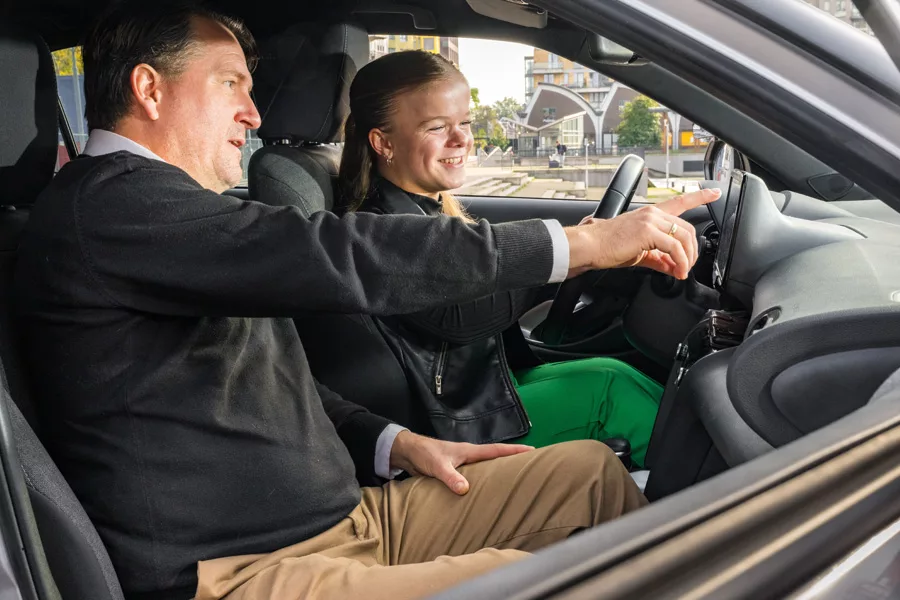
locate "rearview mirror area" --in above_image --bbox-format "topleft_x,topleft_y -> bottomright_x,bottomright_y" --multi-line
587,34 -> 650,66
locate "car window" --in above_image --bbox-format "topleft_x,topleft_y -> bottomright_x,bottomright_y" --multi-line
363,36 -> 706,204
51,47 -> 87,171
52,38 -> 707,201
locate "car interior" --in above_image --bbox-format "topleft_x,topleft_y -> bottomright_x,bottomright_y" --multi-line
2,0 -> 900,598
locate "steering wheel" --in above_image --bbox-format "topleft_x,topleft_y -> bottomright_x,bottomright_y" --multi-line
538,154 -> 646,346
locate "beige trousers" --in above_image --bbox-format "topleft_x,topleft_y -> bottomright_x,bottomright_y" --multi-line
194,439 -> 647,600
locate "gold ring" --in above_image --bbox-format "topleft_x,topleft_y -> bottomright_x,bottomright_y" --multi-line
667,222 -> 678,237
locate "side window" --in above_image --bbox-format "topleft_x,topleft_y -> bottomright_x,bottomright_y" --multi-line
366,35 -> 706,202
52,47 -> 88,170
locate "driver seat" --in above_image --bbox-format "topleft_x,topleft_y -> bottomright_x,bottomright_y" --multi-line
249,22 -> 432,445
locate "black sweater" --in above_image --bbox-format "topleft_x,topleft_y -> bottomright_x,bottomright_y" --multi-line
13,152 -> 555,599
361,179 -> 538,345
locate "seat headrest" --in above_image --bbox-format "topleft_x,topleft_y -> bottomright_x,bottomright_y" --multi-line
0,23 -> 58,206
254,22 -> 368,144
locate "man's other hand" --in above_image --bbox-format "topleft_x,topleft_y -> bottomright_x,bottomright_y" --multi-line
566,188 -> 721,280
390,430 -> 533,495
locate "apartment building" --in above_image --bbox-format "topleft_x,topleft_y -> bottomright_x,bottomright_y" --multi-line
368,35 -> 459,64
524,48 -> 613,111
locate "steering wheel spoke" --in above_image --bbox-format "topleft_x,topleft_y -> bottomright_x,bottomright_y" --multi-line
537,154 -> 646,346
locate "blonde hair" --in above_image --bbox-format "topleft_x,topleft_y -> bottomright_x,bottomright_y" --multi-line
441,192 -> 475,223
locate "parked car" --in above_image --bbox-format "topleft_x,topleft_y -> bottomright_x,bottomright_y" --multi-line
2,0 -> 900,598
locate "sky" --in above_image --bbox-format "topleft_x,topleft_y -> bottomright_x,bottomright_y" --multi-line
458,38 -> 533,106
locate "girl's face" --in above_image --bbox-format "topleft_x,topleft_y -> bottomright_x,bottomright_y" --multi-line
370,76 -> 474,198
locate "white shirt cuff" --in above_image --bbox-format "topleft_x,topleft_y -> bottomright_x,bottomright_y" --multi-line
375,423 -> 408,480
542,219 -> 570,284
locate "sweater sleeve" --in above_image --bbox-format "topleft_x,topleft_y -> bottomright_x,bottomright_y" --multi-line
75,157 -> 555,317
316,379 -> 394,484
398,288 -> 539,345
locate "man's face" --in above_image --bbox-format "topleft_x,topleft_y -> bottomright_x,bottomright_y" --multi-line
155,18 -> 261,192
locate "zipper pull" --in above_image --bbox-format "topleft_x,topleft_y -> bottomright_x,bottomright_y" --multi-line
435,375 -> 443,395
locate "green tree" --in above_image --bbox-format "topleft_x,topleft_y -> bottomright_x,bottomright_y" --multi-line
487,122 -> 509,151
616,96 -> 661,148
470,87 -> 480,107
51,47 -> 83,76
491,97 -> 522,121
471,104 -> 497,139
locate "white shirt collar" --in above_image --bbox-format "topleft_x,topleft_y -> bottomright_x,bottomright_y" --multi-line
82,129 -> 167,163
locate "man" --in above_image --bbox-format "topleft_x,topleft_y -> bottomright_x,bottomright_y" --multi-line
14,3 -> 719,599
556,139 -> 568,166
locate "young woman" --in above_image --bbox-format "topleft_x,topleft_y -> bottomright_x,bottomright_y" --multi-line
334,50 -> 663,467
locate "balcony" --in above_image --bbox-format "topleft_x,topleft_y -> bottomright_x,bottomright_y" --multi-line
532,61 -> 565,74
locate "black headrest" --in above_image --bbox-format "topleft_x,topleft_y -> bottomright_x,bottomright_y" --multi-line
0,23 -> 58,206
254,22 -> 368,144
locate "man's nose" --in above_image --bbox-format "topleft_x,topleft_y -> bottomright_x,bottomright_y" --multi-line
239,99 -> 262,130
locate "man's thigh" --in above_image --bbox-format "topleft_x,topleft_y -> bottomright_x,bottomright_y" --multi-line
215,547 -> 528,600
363,439 -> 646,566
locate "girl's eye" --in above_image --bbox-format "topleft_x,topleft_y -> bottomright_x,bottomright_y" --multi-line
429,125 -> 447,132
460,121 -> 472,127
225,80 -> 236,89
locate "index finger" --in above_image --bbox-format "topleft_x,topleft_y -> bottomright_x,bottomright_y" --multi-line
656,188 -> 722,217
462,443 -> 534,464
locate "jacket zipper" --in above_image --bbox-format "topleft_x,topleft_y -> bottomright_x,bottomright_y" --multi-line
434,342 -> 448,396
497,335 -> 531,428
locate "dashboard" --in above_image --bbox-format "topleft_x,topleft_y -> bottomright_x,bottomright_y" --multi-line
632,170 -> 900,471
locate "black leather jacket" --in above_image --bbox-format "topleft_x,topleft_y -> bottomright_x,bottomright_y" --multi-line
354,178 -> 543,444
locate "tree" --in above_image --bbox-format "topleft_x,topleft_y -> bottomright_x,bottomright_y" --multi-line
492,97 -> 523,121
487,122 -> 509,151
471,104 -> 497,139
51,47 -> 83,77
470,87 -> 481,107
616,96 -> 661,148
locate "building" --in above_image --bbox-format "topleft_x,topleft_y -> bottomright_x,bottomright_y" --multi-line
524,49 -> 614,111
382,35 -> 459,65
368,34 -> 388,61
804,0 -> 873,35
513,78 -> 700,154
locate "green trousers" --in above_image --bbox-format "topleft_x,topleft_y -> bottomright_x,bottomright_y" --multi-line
510,358 -> 663,468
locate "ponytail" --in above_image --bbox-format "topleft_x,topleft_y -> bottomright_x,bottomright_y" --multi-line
441,193 -> 475,223
337,111 -> 375,213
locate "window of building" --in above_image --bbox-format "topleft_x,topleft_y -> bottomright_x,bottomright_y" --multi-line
542,107 -> 557,122
398,35 -> 408,42
563,73 -> 569,85
822,0 -> 831,11
544,74 -> 553,83
560,117 -> 583,148
424,38 -> 434,51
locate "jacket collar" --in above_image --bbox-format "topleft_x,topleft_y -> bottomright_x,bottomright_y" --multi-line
372,177 -> 444,217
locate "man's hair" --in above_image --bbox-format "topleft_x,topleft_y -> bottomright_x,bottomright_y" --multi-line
82,1 -> 258,131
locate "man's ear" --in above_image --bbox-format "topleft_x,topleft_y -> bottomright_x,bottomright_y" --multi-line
368,128 -> 393,161
130,64 -> 164,121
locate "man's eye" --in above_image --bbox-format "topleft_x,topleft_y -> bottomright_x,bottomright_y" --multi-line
429,125 -> 446,132
460,121 -> 472,128
225,80 -> 236,89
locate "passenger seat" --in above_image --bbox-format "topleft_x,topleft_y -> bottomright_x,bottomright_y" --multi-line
249,23 -> 434,459
0,22 -> 125,600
